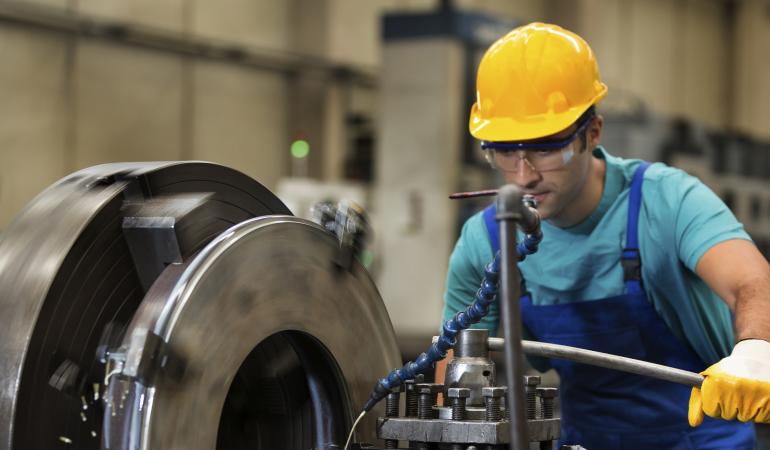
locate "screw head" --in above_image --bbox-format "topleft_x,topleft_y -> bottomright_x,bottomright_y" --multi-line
482,386 -> 507,398
524,375 -> 541,386
416,383 -> 444,395
537,387 -> 558,399
404,374 -> 424,391
447,387 -> 471,398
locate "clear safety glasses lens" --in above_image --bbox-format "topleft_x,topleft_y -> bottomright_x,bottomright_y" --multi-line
485,147 -> 575,173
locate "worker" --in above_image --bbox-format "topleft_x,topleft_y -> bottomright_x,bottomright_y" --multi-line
439,22 -> 770,449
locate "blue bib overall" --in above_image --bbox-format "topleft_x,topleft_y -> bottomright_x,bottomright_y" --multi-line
483,163 -> 755,449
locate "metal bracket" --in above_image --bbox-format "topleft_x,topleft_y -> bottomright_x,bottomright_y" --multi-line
121,330 -> 184,385
121,193 -> 213,291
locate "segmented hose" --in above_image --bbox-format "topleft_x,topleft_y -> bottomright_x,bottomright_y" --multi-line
362,210 -> 542,411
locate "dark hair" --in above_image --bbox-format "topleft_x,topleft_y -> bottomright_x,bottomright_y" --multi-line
577,106 -> 596,152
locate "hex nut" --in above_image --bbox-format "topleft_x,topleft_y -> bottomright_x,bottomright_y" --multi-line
447,387 -> 471,398
524,375 -> 541,386
416,383 -> 444,395
481,386 -> 507,398
537,387 -> 558,398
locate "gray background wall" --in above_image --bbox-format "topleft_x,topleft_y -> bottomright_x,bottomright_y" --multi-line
2,0 -> 769,228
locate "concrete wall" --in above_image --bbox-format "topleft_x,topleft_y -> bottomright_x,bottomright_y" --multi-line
564,0 -> 730,131
3,0 -> 769,229
733,0 -> 770,140
0,25 -> 70,226
375,39 -> 465,336
0,0 -> 296,228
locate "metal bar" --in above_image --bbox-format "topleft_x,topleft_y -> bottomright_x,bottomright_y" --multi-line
490,338 -> 704,388
449,189 -> 498,199
431,335 -> 704,388
495,185 -> 529,450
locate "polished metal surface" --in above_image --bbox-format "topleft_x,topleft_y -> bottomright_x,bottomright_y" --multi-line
444,357 -> 495,407
108,216 -> 401,449
444,330 -> 495,407
0,162 -> 290,450
454,329 -> 488,359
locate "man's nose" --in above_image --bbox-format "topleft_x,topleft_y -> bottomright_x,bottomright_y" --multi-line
511,158 -> 541,188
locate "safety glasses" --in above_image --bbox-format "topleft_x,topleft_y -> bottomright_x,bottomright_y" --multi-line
481,112 -> 595,173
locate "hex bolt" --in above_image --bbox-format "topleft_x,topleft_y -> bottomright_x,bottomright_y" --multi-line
384,388 -> 401,449
413,384 -> 439,450
524,375 -> 541,420
404,373 -> 424,417
385,389 -> 400,417
416,383 -> 443,420
538,387 -> 558,419
447,387 -> 470,421
482,386 -> 506,422
448,387 -> 471,450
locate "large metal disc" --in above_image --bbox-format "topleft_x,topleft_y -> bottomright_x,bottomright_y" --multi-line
106,216 -> 401,449
0,162 -> 290,450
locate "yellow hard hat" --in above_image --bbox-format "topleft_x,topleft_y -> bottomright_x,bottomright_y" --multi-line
469,22 -> 607,142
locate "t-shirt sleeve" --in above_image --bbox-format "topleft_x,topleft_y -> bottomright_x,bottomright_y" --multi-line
656,168 -> 751,272
441,214 -> 499,334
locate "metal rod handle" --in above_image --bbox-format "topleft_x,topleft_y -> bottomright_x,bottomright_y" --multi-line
431,336 -> 704,388
493,338 -> 704,388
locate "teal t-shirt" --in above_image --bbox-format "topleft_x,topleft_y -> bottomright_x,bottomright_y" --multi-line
442,147 -> 750,367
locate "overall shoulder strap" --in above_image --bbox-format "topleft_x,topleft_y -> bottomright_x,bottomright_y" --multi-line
483,202 -> 531,297
622,162 -> 652,294
483,204 -> 499,253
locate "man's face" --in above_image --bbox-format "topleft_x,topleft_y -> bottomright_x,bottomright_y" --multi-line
495,117 -> 603,221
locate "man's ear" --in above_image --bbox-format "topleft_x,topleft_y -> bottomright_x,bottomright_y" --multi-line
589,115 -> 604,148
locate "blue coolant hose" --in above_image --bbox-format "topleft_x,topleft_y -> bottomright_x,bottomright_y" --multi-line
362,224 -> 542,412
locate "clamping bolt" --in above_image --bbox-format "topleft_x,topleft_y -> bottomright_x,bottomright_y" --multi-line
448,388 -> 471,450
537,387 -> 558,419
524,375 -> 541,420
403,374 -> 424,417
416,383 -> 443,420
482,386 -> 506,422
447,387 -> 471,421
384,387 -> 401,449
385,387 -> 401,417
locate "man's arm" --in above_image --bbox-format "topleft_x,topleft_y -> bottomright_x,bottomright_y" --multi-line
689,238 -> 770,426
695,238 -> 770,342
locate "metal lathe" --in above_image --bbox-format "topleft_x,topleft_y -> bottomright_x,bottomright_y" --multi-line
0,161 -> 703,450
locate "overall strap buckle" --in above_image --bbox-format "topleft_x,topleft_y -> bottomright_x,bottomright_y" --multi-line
621,248 -> 642,282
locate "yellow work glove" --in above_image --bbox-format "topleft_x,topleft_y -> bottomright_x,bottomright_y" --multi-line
689,339 -> 770,426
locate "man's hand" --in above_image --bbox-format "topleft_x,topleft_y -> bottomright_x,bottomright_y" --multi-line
689,339 -> 770,426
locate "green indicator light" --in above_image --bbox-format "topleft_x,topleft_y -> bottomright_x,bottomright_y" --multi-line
291,140 -> 310,159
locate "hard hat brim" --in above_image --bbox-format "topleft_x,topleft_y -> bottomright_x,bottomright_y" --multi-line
469,85 -> 607,142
